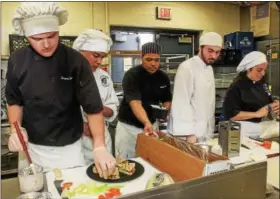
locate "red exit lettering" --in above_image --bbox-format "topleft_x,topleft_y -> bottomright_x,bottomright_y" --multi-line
160,8 -> 170,18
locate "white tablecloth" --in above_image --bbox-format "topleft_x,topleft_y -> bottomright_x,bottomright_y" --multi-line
45,158 -> 160,199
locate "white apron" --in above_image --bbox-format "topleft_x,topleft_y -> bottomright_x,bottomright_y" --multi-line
18,139 -> 85,172
115,121 -> 158,159
237,120 -> 279,138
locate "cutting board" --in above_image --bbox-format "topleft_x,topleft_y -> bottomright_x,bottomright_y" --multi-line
45,158 -> 160,199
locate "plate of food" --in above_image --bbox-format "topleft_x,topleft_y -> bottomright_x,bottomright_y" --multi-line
86,158 -> 145,183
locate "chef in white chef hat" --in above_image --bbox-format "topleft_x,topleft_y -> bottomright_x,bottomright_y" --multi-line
12,2 -> 68,37
73,29 -> 112,53
73,29 -> 119,165
169,31 -> 223,144
237,51 -> 267,73
199,32 -> 223,48
8,3 -> 117,179
12,2 -> 68,57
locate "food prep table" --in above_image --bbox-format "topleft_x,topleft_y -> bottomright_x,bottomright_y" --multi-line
1,139 -> 279,199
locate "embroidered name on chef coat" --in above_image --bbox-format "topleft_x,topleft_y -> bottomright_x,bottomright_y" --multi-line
61,76 -> 73,80
101,75 -> 109,87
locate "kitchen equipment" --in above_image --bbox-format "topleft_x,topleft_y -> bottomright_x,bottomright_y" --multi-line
137,132 -> 230,182
16,192 -> 52,199
53,168 -> 64,196
13,121 -> 36,174
1,125 -> 18,176
202,160 -> 232,176
218,120 -> 241,158
195,143 -> 212,153
224,31 -> 254,56
151,104 -> 169,133
18,165 -> 44,193
151,105 -> 169,120
86,159 -> 145,183
1,148 -> 18,176
145,172 -> 174,190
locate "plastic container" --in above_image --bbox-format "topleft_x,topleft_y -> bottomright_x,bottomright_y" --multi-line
18,164 -> 44,193
224,31 -> 254,51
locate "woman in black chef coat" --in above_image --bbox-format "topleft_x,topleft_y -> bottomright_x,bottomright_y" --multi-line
223,51 -> 279,129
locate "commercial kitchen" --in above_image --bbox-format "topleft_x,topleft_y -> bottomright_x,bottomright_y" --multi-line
1,1 -> 279,199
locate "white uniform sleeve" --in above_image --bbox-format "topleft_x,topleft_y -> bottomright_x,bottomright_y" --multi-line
169,63 -> 195,136
81,106 -> 88,123
103,76 -> 119,122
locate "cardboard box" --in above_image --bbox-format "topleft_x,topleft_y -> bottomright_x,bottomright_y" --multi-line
136,133 -> 228,182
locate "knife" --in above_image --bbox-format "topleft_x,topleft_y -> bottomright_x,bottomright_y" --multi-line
53,168 -> 68,199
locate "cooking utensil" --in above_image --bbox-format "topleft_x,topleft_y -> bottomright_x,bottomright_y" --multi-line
18,165 -> 44,193
195,143 -> 212,153
13,121 -> 37,174
53,168 -> 65,198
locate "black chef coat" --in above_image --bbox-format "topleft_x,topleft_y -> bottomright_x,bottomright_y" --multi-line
223,74 -> 273,123
5,43 -> 103,146
118,65 -> 172,128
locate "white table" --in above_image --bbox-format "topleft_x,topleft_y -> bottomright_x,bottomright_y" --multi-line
45,158 -> 160,199
207,138 -> 279,189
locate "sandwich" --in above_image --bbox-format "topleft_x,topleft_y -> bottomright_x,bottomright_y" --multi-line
93,166 -> 120,180
117,160 -> 136,176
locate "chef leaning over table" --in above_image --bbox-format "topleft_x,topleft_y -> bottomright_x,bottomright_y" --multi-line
5,2 -> 116,179
115,42 -> 172,159
223,51 -> 279,137
168,32 -> 223,143
72,29 -> 119,165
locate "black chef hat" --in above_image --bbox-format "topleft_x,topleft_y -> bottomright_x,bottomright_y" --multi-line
141,42 -> 162,56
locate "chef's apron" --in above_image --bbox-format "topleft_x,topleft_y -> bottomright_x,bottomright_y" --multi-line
18,139 -> 85,172
115,121 -> 158,159
82,122 -> 112,166
238,120 -> 279,138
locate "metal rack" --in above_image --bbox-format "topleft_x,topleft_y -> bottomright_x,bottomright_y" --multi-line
9,34 -> 77,54
110,52 -> 189,84
215,72 -> 237,89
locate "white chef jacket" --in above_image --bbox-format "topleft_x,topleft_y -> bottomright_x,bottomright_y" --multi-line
168,56 -> 216,139
82,68 -> 119,123
81,68 -> 119,164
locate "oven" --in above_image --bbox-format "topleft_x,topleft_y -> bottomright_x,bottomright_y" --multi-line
1,124 -> 18,179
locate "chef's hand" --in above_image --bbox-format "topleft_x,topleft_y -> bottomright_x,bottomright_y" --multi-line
255,105 -> 269,118
144,122 -> 153,134
8,127 -> 28,152
186,135 -> 197,143
93,146 -> 116,179
83,122 -> 91,137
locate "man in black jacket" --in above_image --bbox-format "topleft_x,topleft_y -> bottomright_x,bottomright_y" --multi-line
115,42 -> 172,158
6,2 -> 115,179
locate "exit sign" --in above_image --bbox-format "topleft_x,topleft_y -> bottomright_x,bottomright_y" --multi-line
156,6 -> 172,20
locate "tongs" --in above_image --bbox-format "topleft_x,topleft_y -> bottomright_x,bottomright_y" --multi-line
13,121 -> 37,174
